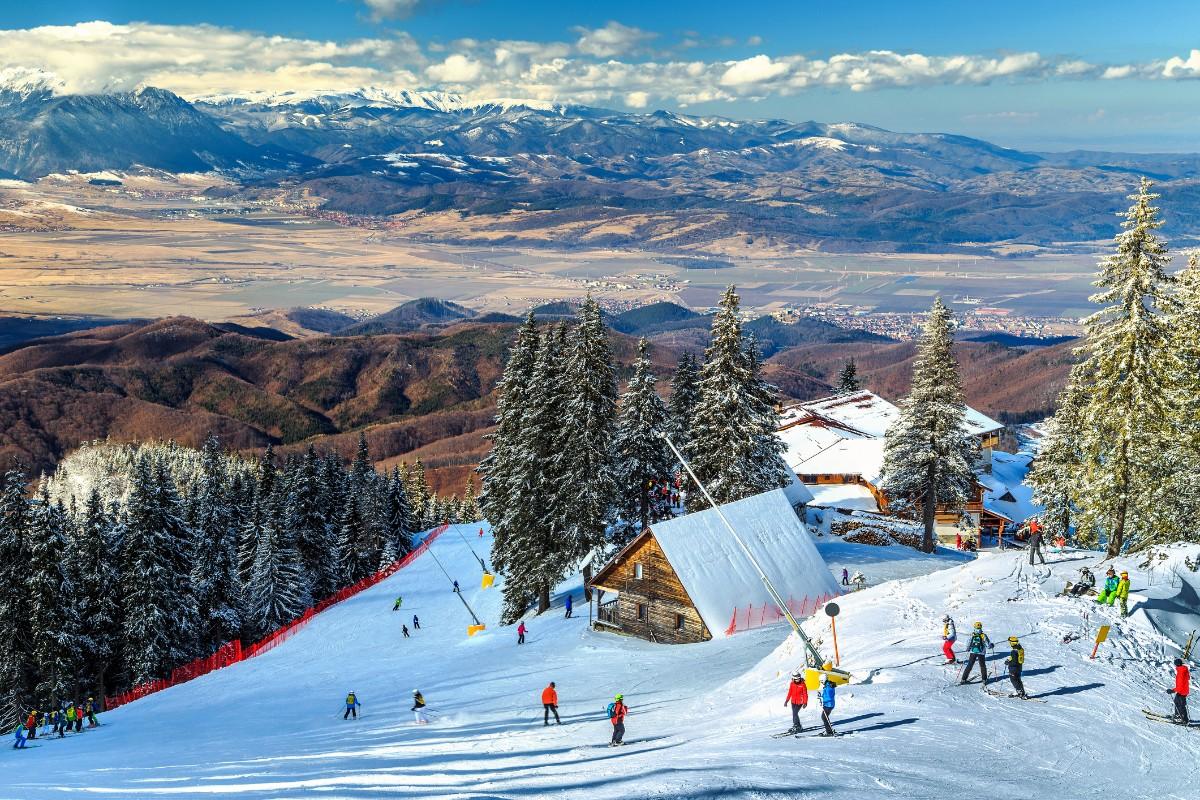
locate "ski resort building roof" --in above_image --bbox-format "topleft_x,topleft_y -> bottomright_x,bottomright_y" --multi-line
782,390 -> 1003,439
590,489 -> 839,642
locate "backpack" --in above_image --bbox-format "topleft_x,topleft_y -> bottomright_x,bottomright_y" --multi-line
605,702 -> 615,717
346,693 -> 356,705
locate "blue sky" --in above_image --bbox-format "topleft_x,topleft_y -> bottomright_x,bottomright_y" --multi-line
2,0 -> 1198,150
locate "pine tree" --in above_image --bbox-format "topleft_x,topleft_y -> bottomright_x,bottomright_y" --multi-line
666,352 -> 701,458
189,437 -> 242,652
612,339 -> 674,547
837,358 -> 861,394
27,487 -> 78,705
688,286 -> 788,509
880,298 -> 978,553
0,470 -> 34,716
70,487 -> 122,698
248,509 -> 309,633
1158,251 -> 1200,546
289,445 -> 339,599
1027,369 -> 1086,543
379,467 -> 415,567
460,478 -> 480,523
1071,179 -> 1177,556
405,460 -> 432,530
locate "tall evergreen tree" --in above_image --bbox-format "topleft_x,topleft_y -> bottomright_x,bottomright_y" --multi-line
743,335 -> 790,491
1027,369 -> 1087,543
880,298 -> 978,553
290,445 -> 339,599
248,507 -> 309,634
666,352 -> 701,458
1158,251 -> 1200,546
612,339 -> 674,547
189,437 -> 243,652
460,478 -> 480,523
379,467 -> 415,567
0,470 -> 33,717
70,487 -> 122,698
1071,179 -> 1177,556
27,488 -> 78,704
837,358 -> 861,394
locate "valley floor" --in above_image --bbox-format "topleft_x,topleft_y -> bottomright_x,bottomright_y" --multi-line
4,526 -> 1197,800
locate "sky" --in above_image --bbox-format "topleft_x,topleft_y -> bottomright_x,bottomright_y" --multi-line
1,0 -> 1198,151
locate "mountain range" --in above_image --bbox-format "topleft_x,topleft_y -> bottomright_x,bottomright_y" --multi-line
2,72 -> 1198,252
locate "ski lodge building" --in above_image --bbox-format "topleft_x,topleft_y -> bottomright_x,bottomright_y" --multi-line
776,390 -> 1018,543
587,488 -> 840,644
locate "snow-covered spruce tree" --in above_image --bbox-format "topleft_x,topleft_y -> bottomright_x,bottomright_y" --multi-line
188,436 -> 243,652
1027,368 -> 1088,543
1156,251 -> 1200,547
379,467 -> 415,568
0,470 -> 34,716
238,448 -> 276,587
460,478 -> 481,523
743,335 -> 790,491
612,338 -> 674,547
404,460 -> 432,529
289,445 -> 340,598
70,487 -> 122,697
247,501 -> 309,634
837,358 -> 861,394
666,352 -> 701,459
121,454 -> 199,683
28,488 -> 79,705
1071,179 -> 1177,556
688,286 -> 788,509
880,298 -> 978,553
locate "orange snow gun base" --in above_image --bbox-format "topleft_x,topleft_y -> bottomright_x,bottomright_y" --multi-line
467,623 -> 487,637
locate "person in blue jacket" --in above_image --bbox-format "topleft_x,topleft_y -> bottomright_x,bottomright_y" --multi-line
958,622 -> 995,688
12,721 -> 28,749
818,674 -> 838,737
344,691 -> 362,720
564,594 -> 573,618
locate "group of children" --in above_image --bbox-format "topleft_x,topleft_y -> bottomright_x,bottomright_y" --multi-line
782,666 -> 840,736
943,618 -> 1030,698
392,596 -> 422,637
342,690 -> 429,724
11,699 -> 100,750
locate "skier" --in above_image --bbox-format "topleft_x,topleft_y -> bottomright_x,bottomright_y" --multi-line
942,615 -> 958,664
412,690 -> 428,724
1069,567 -> 1096,596
393,597 -> 403,611
73,702 -> 83,732
1115,571 -> 1131,617
841,568 -> 849,586
344,691 -> 361,719
453,580 -> 460,593
479,527 -> 484,538
402,624 -> 410,638
1095,568 -> 1119,605
1004,636 -> 1028,698
24,710 -> 37,740
608,694 -> 628,746
564,595 -> 573,619
1028,521 -> 1046,565
958,622 -> 994,687
1167,658 -> 1190,724
86,697 -> 99,727
541,682 -> 561,725
51,707 -> 65,738
818,674 -> 837,737
65,702 -> 78,733
12,721 -> 27,750
413,614 -> 421,630
517,621 -> 527,644
784,670 -> 808,732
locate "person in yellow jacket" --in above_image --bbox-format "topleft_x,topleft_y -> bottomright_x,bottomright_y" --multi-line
1115,571 -> 1131,617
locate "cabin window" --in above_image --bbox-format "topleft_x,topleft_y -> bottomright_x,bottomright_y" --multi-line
636,603 -> 647,622
634,562 -> 643,580
675,614 -> 685,632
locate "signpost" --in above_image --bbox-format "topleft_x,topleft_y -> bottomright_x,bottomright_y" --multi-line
826,602 -> 841,666
1091,625 -> 1111,659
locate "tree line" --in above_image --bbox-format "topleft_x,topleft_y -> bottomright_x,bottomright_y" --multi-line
479,288 -> 789,624
0,434 -> 478,721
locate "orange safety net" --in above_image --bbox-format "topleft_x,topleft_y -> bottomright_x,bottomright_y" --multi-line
723,591 -> 842,637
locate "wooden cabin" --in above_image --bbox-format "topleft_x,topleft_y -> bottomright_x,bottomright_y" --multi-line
588,488 -> 840,644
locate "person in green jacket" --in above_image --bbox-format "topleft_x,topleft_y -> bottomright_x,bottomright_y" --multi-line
1115,571 -> 1131,616
1095,568 -> 1119,605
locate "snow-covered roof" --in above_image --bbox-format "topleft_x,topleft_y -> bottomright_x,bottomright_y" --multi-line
980,451 -> 1042,524
787,391 -> 1003,439
806,483 -> 881,512
781,462 -> 815,507
647,489 -> 840,636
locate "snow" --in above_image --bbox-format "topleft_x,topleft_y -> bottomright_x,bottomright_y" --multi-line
7,522 -> 1199,799
647,489 -> 840,636
781,462 -> 815,507
980,450 -> 1042,524
789,391 -> 1003,438
807,482 -> 880,511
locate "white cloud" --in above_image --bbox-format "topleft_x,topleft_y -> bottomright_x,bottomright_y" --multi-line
425,54 -> 482,83
360,0 -> 423,21
573,21 -> 655,58
625,90 -> 649,108
720,55 -> 789,86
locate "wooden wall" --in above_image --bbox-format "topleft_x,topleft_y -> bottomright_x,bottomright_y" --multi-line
591,534 -> 710,645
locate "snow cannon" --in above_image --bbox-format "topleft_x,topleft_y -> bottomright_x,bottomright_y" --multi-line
467,623 -> 487,637
804,666 -> 851,690
481,571 -> 495,590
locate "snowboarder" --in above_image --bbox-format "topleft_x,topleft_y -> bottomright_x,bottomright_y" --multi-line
542,682 -> 561,725
1167,658 -> 1190,724
958,622 -> 994,687
453,580 -> 460,593
1095,568 -> 1119,605
402,625 -> 410,638
841,568 -> 850,586
564,595 -> 573,618
344,691 -> 361,719
942,615 -> 958,664
393,597 -> 403,611
517,621 -> 527,644
1028,521 -> 1046,565
1115,571 -> 1131,617
818,674 -> 837,736
1005,636 -> 1028,698
1069,567 -> 1096,596
12,721 -> 27,750
412,690 -> 428,724
413,615 -> 421,630
608,694 -> 628,746
784,670 -> 808,732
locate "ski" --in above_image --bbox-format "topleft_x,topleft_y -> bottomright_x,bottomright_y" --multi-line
771,728 -> 806,738
985,689 -> 1046,703
810,731 -> 848,738
1142,708 -> 1195,727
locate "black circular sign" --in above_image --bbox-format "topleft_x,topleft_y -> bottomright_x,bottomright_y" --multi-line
825,602 -> 840,618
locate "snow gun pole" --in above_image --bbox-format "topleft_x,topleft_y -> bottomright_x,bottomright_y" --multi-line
424,541 -> 484,628
454,526 -> 490,573
659,431 -> 825,668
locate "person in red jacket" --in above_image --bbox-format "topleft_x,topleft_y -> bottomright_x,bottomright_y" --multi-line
24,710 -> 37,740
784,671 -> 808,733
517,621 -> 527,645
609,694 -> 628,746
1169,658 -> 1190,724
541,682 -> 560,726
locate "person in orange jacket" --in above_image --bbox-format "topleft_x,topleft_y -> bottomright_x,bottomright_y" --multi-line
1168,658 -> 1191,724
608,694 -> 628,746
541,681 -> 560,726
784,671 -> 808,733
24,710 -> 37,740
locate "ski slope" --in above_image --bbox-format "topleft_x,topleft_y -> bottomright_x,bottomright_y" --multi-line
4,525 -> 1198,799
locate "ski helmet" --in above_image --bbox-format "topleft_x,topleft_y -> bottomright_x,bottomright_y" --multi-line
942,615 -> 950,623
973,621 -> 983,629
791,670 -> 802,680
1176,658 -> 1184,667
412,689 -> 419,694
615,694 -> 623,700
1008,636 -> 1019,644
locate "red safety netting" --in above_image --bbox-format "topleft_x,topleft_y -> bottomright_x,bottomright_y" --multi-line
724,591 -> 840,636
104,523 -> 451,711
